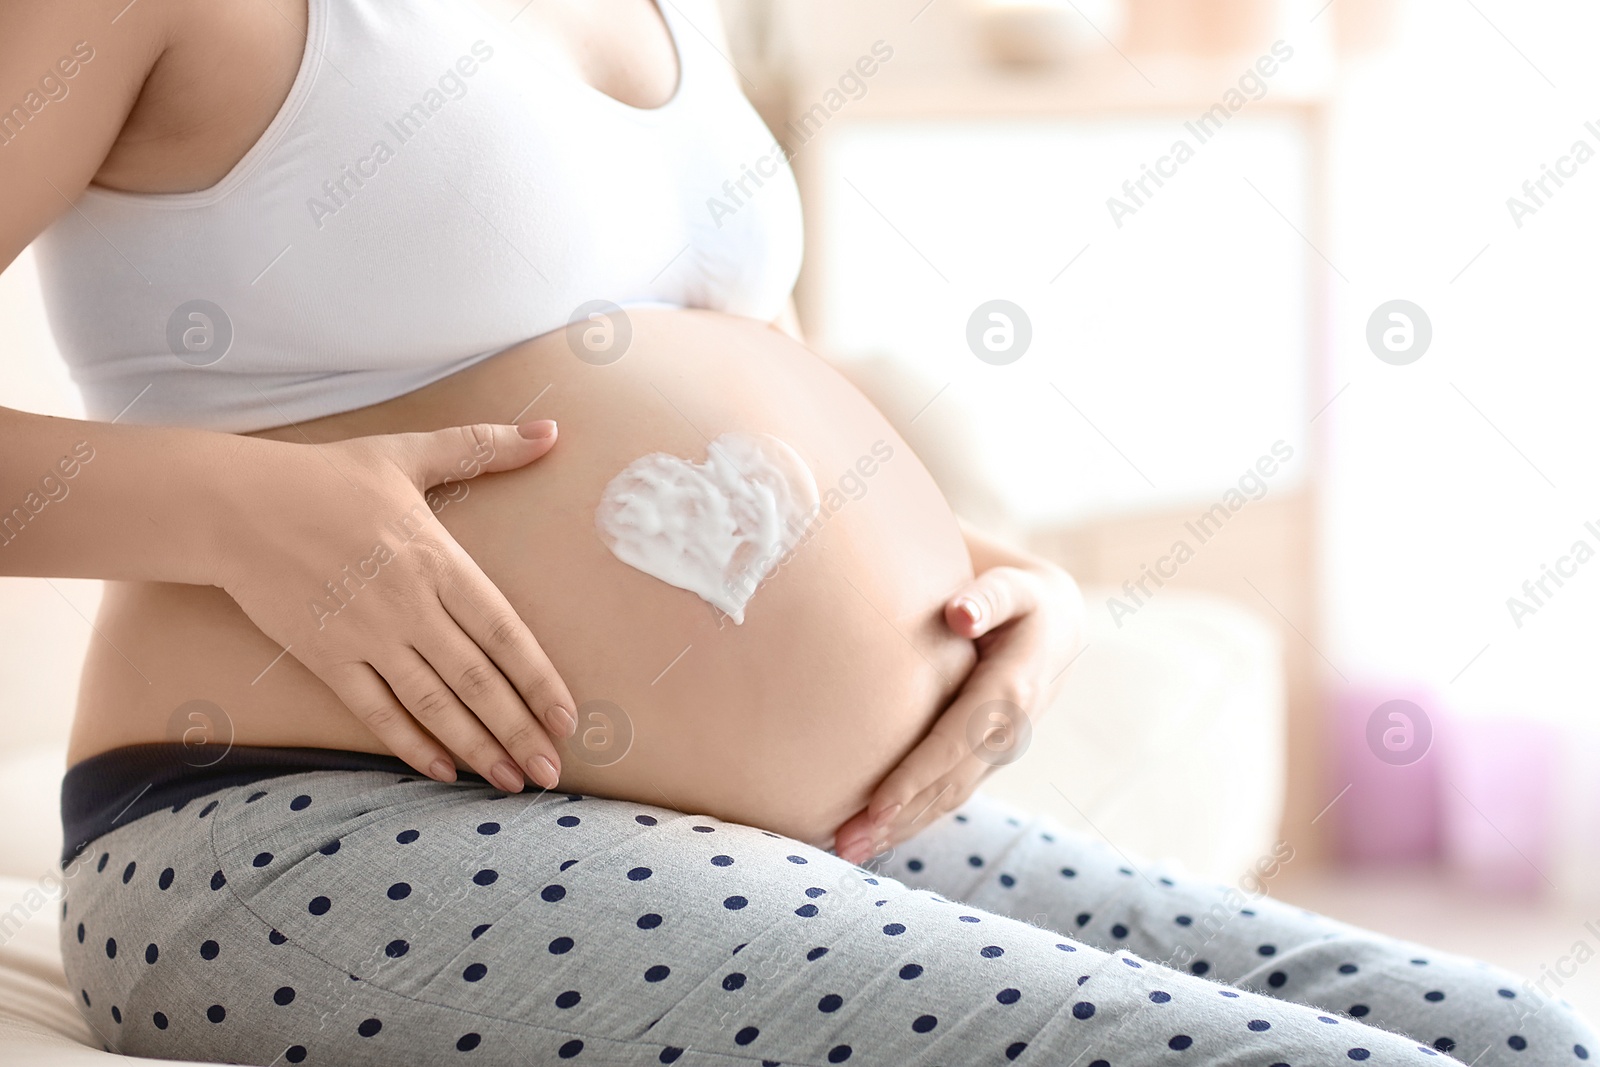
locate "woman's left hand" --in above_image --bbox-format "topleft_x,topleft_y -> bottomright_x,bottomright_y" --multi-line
832,559 -> 1085,865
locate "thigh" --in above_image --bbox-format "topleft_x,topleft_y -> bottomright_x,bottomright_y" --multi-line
63,772 -> 1463,1067
882,793 -> 1597,1067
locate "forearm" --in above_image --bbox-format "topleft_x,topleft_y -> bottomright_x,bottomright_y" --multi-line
0,406 -> 263,584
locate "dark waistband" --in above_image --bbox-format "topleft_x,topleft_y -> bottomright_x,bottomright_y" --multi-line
60,744 -> 484,866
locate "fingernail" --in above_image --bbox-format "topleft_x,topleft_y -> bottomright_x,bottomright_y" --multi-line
518,419 -> 557,440
874,803 -> 903,827
528,755 -> 559,790
955,597 -> 983,625
490,760 -> 524,793
429,759 -> 457,783
550,704 -> 576,738
871,839 -> 889,856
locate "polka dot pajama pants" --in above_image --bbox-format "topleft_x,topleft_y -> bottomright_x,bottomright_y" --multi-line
61,771 -> 1596,1067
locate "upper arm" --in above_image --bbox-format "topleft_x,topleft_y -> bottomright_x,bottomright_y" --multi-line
0,0 -> 167,270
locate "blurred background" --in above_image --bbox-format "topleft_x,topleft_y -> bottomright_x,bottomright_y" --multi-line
4,0 -> 1599,1022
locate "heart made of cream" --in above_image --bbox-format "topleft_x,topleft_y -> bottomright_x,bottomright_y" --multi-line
595,432 -> 821,624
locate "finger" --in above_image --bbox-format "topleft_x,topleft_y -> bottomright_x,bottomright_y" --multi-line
399,421 -> 559,491
864,721 -> 969,827
322,661 -> 457,783
946,566 -> 1039,639
832,808 -> 877,865
415,620 -> 564,792
377,647 -> 528,793
437,558 -> 578,744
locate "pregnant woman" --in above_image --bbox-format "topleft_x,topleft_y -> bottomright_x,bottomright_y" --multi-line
4,1 -> 1593,1064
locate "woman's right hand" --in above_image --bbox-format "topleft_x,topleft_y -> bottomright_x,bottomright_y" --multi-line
213,419 -> 576,792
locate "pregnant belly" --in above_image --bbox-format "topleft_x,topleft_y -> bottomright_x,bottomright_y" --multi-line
70,310 -> 977,844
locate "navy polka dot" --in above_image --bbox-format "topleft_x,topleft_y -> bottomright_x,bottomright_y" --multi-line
111,1005 -> 121,1023
463,963 -> 488,982
153,1012 -> 168,1030
724,896 -> 748,910
144,943 -> 158,964
899,964 -> 923,980
471,924 -> 491,939
269,930 -> 288,945
980,946 -> 1004,958
309,896 -> 331,915
808,947 -> 829,961
997,988 -> 1021,1005
1150,991 -> 1172,1003
1248,1020 -> 1271,1032
722,973 -> 747,991
121,861 -> 136,884
628,867 -> 653,881
659,1048 -> 683,1063
635,815 -> 658,826
397,829 -> 420,844
105,937 -> 116,959
274,986 -> 296,1006
796,904 -> 819,917
474,869 -> 499,886
1349,1049 -> 1371,1060
555,990 -> 581,1008
558,1039 -> 583,1058
200,939 -> 219,960
386,939 -> 409,958
210,871 -> 227,891
645,965 -> 671,982
457,1033 -> 481,1051
711,855 -> 734,867
542,885 -> 566,902
285,1046 -> 307,1063
1267,970 -> 1286,986
1006,1041 -> 1027,1060
1508,1036 -> 1528,1051
1339,963 -> 1359,974
1258,943 -> 1277,956
290,794 -> 312,811
1111,923 -> 1129,938
319,839 -> 342,856
1169,1035 -> 1193,1050
199,801 -> 219,818
819,993 -> 843,1012
358,1017 -> 382,1037
252,852 -> 273,868
480,821 -> 504,834
913,1014 -> 938,1033
1073,1001 -> 1097,1020
883,923 -> 906,936
549,937 -> 574,954
1424,990 -> 1445,1002
207,1004 -> 226,1024
828,1045 -> 852,1063
734,1026 -> 759,1046
388,882 -> 412,900
1350,1004 -> 1370,1017
158,867 -> 174,890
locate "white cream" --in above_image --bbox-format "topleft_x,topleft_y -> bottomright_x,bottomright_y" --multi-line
595,432 -> 821,624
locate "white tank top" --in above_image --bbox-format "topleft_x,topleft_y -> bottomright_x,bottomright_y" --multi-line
32,0 -> 803,432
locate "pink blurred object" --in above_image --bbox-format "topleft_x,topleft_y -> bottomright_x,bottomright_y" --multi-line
1439,715 -> 1560,897
1328,686 -> 1443,864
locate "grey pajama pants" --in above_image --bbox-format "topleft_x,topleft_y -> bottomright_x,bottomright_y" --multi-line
61,771 -> 1596,1066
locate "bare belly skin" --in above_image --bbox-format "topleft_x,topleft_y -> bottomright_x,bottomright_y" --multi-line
68,310 -> 978,844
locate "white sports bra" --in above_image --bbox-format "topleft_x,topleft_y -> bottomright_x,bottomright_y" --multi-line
32,0 -> 803,432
